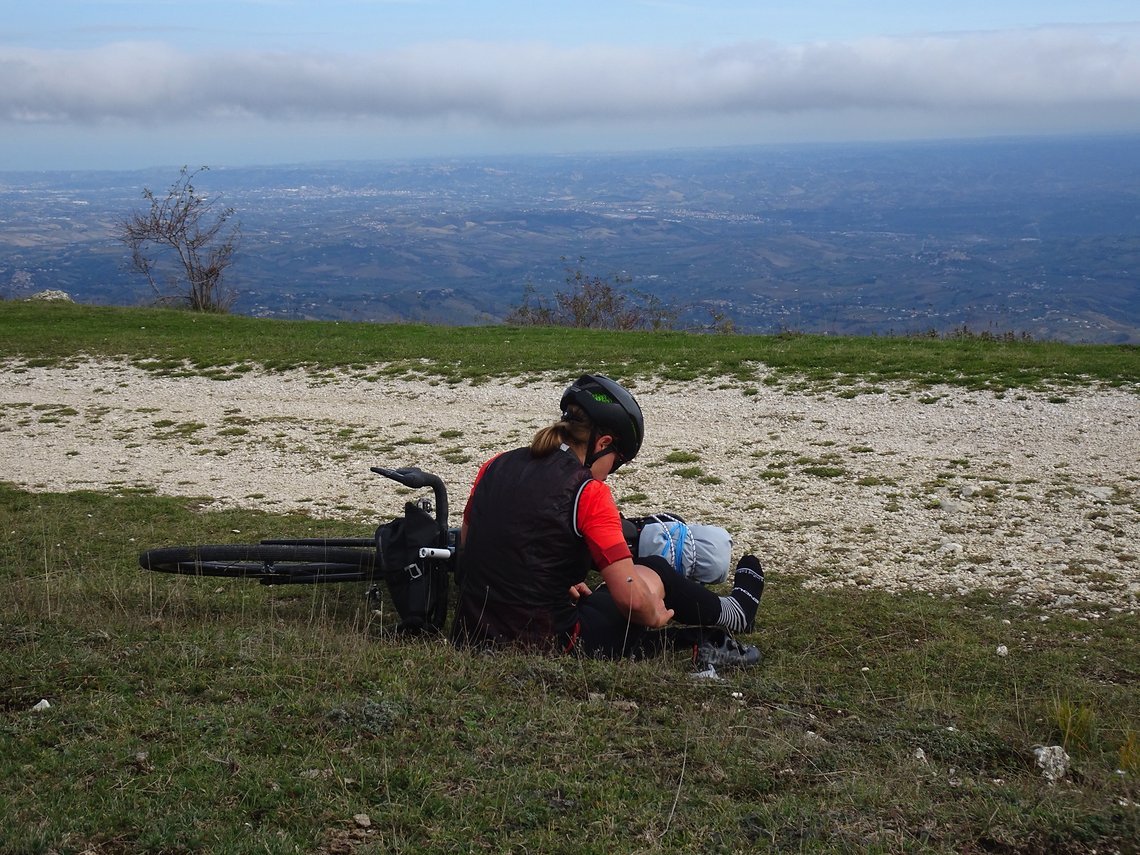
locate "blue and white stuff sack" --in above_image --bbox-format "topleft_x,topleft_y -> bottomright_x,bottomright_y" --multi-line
638,516 -> 732,585
689,524 -> 733,584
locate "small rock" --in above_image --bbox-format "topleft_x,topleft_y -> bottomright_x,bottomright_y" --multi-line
32,699 -> 51,712
996,645 -> 1009,657
353,813 -> 372,828
691,665 -> 722,681
1033,745 -> 1069,783
938,542 -> 964,556
26,290 -> 73,302
1079,486 -> 1114,502
913,748 -> 928,764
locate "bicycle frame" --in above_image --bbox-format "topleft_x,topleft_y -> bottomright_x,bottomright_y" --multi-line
139,465 -> 459,585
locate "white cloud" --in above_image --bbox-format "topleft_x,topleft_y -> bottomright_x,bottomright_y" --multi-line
3,27 -> 1139,129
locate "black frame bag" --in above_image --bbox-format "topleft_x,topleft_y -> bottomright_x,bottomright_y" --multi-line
376,501 -> 449,634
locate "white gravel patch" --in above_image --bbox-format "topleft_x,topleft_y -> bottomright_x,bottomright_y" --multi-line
2,358 -> 1137,615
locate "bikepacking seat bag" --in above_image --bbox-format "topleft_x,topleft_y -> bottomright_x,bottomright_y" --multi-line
376,501 -> 449,634
631,513 -> 733,585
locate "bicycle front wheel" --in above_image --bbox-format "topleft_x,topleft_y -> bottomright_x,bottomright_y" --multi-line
139,544 -> 378,584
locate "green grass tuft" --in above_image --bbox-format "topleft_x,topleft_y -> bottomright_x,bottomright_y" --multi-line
1050,695 -> 1099,753
664,451 -> 702,464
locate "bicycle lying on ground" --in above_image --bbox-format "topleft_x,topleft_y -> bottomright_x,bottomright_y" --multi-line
138,466 -> 457,634
140,465 -> 763,668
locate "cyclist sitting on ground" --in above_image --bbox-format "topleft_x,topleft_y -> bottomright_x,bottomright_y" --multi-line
449,373 -> 765,665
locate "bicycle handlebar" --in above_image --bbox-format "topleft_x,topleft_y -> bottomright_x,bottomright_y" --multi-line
370,466 -> 434,490
370,466 -> 449,538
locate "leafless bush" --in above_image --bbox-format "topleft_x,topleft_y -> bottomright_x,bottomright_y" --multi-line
120,166 -> 240,313
507,259 -> 679,331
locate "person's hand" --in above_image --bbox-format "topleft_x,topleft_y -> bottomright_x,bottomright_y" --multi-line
644,601 -> 675,628
569,582 -> 592,602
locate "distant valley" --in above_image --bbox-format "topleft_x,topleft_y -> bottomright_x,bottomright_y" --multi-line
2,135 -> 1138,343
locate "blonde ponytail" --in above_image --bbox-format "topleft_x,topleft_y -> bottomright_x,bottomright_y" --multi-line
530,404 -> 593,457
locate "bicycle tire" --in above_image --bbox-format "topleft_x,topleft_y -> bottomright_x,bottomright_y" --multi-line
259,537 -> 376,548
139,544 -> 379,583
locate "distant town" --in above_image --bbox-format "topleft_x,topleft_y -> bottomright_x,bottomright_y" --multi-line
2,135 -> 1138,343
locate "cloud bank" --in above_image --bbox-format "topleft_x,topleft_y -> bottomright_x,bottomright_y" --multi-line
4,27 -> 1140,128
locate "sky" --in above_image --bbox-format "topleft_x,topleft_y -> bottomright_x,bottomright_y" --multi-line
3,0 -> 1140,171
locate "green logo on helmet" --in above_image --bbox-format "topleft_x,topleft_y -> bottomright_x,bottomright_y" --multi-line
591,391 -> 615,404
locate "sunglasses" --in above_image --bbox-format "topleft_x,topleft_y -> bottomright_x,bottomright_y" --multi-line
610,449 -> 628,472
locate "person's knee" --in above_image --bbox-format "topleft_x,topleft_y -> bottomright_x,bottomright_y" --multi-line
637,554 -> 678,597
638,554 -> 674,577
633,562 -> 666,600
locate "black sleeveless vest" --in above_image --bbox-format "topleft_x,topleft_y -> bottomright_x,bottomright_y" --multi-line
452,446 -> 593,648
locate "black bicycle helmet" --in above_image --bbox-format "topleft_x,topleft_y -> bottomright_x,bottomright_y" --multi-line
560,374 -> 644,467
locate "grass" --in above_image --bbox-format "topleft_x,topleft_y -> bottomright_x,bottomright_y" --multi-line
2,302 -> 1138,392
2,483 -> 1138,854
